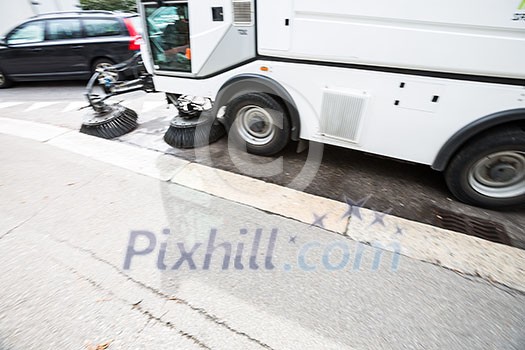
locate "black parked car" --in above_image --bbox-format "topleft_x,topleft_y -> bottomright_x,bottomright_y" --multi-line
0,11 -> 142,88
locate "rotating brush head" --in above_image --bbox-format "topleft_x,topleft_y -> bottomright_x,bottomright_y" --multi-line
80,103 -> 138,139
164,110 -> 226,149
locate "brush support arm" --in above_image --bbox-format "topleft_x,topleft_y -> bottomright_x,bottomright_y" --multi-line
85,53 -> 155,113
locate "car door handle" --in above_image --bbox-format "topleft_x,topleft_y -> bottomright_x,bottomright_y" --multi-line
30,48 -> 43,52
71,45 -> 84,49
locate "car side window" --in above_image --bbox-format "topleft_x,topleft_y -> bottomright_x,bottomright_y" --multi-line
83,18 -> 122,37
47,19 -> 83,40
7,21 -> 45,45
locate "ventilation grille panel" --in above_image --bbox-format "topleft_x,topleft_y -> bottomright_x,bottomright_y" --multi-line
319,89 -> 369,143
233,1 -> 252,25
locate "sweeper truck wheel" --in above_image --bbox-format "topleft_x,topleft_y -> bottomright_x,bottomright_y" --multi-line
224,93 -> 290,156
164,110 -> 226,149
445,126 -> 525,208
80,103 -> 138,139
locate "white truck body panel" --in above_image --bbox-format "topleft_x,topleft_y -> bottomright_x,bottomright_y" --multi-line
140,0 -> 525,166
152,62 -> 525,165
257,0 -> 525,79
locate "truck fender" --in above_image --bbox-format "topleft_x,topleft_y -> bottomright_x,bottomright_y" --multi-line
432,108 -> 525,171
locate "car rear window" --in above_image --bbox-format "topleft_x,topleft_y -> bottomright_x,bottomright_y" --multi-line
129,16 -> 143,35
83,18 -> 122,37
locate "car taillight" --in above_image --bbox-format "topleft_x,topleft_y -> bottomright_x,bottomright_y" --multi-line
124,18 -> 141,51
129,35 -> 141,51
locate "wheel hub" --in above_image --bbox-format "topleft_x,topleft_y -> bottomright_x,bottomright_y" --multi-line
248,115 -> 269,134
236,105 -> 276,145
469,151 -> 525,198
489,163 -> 517,183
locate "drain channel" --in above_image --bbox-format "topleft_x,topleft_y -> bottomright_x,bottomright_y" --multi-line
433,207 -> 511,245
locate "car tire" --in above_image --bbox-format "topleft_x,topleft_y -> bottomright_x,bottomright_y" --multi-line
92,58 -> 119,92
0,69 -> 13,89
445,126 -> 525,209
224,93 -> 290,156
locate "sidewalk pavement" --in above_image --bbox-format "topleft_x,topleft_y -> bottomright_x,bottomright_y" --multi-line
0,118 -> 524,350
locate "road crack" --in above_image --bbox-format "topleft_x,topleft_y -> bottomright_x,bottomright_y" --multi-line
53,257 -> 211,349
51,236 -> 275,350
0,173 -> 104,241
0,216 -> 34,241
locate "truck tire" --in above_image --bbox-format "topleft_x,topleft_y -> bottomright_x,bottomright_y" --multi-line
445,127 -> 525,209
224,93 -> 290,156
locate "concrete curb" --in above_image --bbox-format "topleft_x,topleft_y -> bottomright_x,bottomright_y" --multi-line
347,209 -> 525,292
1,117 -> 524,293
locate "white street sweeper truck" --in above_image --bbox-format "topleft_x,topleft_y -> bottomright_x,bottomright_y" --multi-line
135,0 -> 525,209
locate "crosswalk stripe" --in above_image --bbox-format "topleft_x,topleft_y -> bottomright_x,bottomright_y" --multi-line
62,101 -> 87,112
24,102 -> 61,112
141,101 -> 166,113
0,102 -> 24,109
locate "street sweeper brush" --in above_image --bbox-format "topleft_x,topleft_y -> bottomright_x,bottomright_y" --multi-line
163,95 -> 226,149
164,109 -> 226,149
80,103 -> 138,139
80,53 -> 154,139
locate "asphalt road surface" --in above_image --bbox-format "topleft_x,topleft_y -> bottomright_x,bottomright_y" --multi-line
2,134 -> 523,349
1,80 -> 524,249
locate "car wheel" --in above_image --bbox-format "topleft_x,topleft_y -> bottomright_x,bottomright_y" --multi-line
92,58 -> 119,92
224,93 -> 290,156
445,127 -> 525,209
0,69 -> 12,88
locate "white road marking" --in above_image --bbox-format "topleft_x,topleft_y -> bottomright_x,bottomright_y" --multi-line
62,101 -> 87,112
24,101 -> 61,112
0,102 -> 24,109
141,101 -> 166,113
